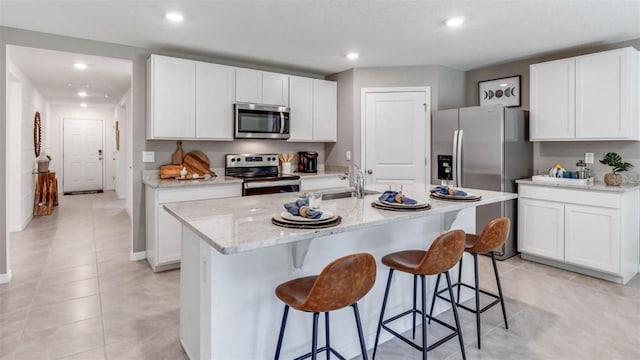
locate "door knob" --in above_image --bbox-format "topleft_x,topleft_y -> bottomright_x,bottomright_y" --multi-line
367,169 -> 373,175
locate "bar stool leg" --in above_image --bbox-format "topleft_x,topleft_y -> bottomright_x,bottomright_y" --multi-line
373,269 -> 394,359
325,312 -> 331,360
312,312 -> 320,360
427,274 -> 441,324
491,252 -> 509,329
473,253 -> 481,349
412,275 -> 417,339
352,303 -> 368,360
445,271 -> 466,360
420,275 -> 428,360
456,257 -> 463,304
275,305 -> 290,360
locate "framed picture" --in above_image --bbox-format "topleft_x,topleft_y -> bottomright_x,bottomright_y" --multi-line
479,75 -> 521,107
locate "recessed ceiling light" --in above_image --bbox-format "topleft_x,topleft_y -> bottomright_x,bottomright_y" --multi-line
74,63 -> 87,70
445,16 -> 466,27
346,52 -> 359,60
165,12 -> 184,23
78,91 -> 88,97
80,103 -> 87,108
104,94 -> 110,99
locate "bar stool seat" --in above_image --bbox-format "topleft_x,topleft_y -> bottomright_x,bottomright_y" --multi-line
274,253 -> 376,360
373,230 -> 467,360
429,217 -> 511,350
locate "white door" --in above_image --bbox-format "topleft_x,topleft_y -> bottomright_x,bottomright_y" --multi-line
564,204 -> 620,273
288,76 -> 314,141
518,198 -> 565,261
63,119 -> 104,193
363,89 -> 429,184
313,80 -> 338,142
195,62 -> 235,140
530,58 -> 575,140
262,72 -> 289,106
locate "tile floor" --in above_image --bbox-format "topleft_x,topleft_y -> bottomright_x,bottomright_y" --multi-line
1,191 -> 639,359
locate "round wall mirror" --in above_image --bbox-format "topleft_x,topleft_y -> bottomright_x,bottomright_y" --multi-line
34,111 -> 42,158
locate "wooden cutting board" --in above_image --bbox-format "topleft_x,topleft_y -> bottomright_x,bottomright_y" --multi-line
183,151 -> 216,177
159,164 -> 183,179
171,140 -> 184,165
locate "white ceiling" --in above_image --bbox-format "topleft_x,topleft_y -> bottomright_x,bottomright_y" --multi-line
8,46 -> 131,107
1,1 -> 639,75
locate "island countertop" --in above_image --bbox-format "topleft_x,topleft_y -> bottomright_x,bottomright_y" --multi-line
163,185 -> 517,255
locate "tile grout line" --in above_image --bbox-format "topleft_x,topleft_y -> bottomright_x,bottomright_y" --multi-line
91,197 -> 109,360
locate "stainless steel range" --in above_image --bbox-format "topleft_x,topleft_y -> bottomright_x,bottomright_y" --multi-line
225,154 -> 300,196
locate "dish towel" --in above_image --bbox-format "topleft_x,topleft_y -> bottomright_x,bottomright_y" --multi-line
284,199 -> 323,219
378,191 -> 418,205
430,186 -> 468,197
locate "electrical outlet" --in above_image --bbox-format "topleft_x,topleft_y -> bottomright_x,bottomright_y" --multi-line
345,150 -> 351,161
142,151 -> 155,163
585,152 -> 594,164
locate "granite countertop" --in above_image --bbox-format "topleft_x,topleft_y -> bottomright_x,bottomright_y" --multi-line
163,184 -> 517,255
516,178 -> 640,192
143,176 -> 243,188
295,170 -> 346,178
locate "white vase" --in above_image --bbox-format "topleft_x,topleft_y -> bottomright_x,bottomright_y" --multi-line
281,162 -> 292,174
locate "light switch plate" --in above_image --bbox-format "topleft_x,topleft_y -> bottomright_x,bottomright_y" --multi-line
142,151 -> 155,163
585,152 -> 594,164
345,151 -> 351,161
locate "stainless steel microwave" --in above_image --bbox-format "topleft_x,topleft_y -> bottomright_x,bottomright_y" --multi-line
235,103 -> 290,139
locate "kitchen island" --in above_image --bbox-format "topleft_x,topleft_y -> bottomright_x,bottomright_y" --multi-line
164,185 -> 517,359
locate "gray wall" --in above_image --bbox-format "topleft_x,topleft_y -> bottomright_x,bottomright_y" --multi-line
465,38 -> 640,183
326,65 -> 466,168
0,26 -> 325,276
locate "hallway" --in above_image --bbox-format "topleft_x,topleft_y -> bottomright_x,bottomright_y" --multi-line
0,191 -> 185,359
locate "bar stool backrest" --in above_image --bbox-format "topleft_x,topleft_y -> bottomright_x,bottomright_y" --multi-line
301,253 -> 376,312
466,217 -> 510,254
417,229 -> 466,275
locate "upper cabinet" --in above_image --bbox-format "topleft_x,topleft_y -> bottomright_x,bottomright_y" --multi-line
530,47 -> 639,141
147,55 -> 234,140
236,69 -> 289,106
288,77 -> 337,142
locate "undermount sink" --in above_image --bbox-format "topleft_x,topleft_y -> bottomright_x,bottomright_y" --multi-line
321,190 -> 380,200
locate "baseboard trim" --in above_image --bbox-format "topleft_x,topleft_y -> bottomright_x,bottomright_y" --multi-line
130,251 -> 147,261
0,270 -> 13,284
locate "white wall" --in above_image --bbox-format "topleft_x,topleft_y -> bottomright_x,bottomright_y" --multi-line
7,59 -> 50,232
49,104 -> 117,192
115,88 -> 131,202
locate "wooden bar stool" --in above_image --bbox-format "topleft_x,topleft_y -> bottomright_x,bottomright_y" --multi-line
429,217 -> 510,349
372,230 -> 466,360
274,253 -> 376,360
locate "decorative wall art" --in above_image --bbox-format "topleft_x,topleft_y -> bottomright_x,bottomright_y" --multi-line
34,111 -> 42,157
115,121 -> 120,151
479,75 -> 521,107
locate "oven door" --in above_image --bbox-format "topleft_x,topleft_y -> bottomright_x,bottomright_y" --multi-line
243,179 -> 300,196
235,103 -> 290,139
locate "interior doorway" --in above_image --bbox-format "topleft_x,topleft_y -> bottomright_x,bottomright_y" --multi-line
361,87 -> 431,185
62,118 -> 104,194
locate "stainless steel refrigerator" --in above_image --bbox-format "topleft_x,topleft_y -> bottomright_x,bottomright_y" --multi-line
431,104 -> 532,259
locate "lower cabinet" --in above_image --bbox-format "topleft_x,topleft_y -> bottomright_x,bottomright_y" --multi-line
518,184 -> 639,284
299,175 -> 349,191
145,183 -> 242,272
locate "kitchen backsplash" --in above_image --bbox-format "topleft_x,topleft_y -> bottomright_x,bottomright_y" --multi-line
144,139 -> 325,170
533,141 -> 640,184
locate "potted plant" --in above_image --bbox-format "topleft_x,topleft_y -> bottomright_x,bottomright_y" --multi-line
599,152 -> 633,186
37,154 -> 51,173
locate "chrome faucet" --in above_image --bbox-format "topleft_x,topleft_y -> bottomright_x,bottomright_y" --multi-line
339,163 -> 365,199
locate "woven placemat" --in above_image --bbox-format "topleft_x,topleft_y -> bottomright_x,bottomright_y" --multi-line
271,216 -> 342,229
430,194 -> 481,202
371,202 -> 432,212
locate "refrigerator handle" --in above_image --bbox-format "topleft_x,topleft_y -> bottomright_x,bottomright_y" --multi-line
457,130 -> 464,187
452,130 -> 459,187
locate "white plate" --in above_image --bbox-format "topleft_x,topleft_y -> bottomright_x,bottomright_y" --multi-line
280,210 -> 335,223
380,199 -> 427,208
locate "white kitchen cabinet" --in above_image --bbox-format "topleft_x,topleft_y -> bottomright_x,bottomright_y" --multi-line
288,78 -> 338,142
518,198 -> 564,261
530,47 -> 639,141
145,183 -> 242,272
147,55 -> 235,140
530,58 -> 575,140
235,69 -> 289,106
288,76 -> 314,141
312,80 -> 338,142
147,55 -> 196,139
517,183 -> 639,284
575,48 -> 639,139
299,175 -> 348,191
564,204 -> 620,274
195,62 -> 235,140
